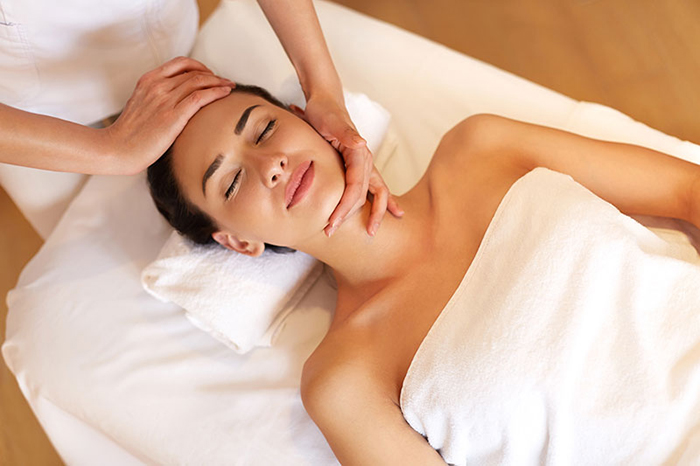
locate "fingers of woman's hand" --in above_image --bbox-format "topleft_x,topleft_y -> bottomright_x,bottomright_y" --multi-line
170,71 -> 235,104
324,150 -> 372,237
111,63 -> 234,174
366,167 -> 404,235
317,110 -> 366,150
367,181 -> 389,237
297,94 -> 391,236
339,125 -> 367,149
137,57 -> 212,89
387,194 -> 405,218
156,56 -> 214,78
174,86 -> 233,127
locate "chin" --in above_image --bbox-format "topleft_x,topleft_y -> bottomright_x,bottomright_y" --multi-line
305,184 -> 343,231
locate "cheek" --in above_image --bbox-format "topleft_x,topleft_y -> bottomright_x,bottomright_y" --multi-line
226,193 -> 276,239
221,187 -> 293,246
303,155 -> 346,227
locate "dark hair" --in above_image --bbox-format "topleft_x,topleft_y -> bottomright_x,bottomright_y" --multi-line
147,84 -> 294,254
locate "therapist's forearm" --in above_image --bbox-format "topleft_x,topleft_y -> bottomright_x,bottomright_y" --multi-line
0,103 -> 118,175
257,0 -> 343,101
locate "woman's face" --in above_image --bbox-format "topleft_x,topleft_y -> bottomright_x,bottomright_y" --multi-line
171,91 -> 346,254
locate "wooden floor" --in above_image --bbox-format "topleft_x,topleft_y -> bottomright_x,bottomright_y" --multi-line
1,0 -> 698,464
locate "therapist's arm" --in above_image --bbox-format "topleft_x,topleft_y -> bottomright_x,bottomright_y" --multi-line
257,0 -> 403,237
0,57 -> 234,176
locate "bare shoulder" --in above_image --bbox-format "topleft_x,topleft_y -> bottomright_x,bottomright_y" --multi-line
426,114 -> 528,209
301,331 -> 373,412
428,113 -> 517,177
301,336 -> 446,465
438,114 -> 510,152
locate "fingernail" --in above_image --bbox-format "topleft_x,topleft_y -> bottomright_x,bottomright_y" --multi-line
367,223 -> 376,237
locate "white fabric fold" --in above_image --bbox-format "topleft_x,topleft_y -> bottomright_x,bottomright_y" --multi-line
142,231 -> 323,353
400,167 -> 700,465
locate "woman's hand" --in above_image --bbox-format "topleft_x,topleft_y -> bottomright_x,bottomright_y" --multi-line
296,93 -> 404,237
104,56 -> 235,175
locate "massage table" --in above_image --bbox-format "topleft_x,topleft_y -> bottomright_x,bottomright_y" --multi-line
3,1 -> 700,464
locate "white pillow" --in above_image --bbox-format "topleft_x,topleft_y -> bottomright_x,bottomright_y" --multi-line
142,232 -> 323,354
141,91 -> 392,353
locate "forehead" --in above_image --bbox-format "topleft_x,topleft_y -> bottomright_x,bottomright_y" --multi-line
170,92 -> 269,200
176,91 -> 269,149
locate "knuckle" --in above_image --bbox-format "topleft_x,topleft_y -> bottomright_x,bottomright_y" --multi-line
136,73 -> 152,87
191,73 -> 207,86
187,91 -> 204,106
149,82 -> 168,100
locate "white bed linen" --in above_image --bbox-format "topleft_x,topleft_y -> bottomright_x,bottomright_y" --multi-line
4,0 -> 700,464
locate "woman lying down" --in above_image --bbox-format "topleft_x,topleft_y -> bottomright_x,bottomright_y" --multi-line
147,84 -> 700,465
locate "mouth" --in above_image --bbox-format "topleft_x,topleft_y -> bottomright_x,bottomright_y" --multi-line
286,160 -> 314,209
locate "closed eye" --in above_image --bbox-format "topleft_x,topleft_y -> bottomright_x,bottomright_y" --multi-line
225,170 -> 241,200
256,119 -> 277,144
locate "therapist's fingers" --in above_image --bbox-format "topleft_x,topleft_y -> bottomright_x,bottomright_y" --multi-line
154,56 -> 214,79
324,145 -> 372,237
136,57 -> 212,90
386,193 -> 405,218
170,71 -> 236,104
366,167 -> 404,236
366,177 -> 389,237
105,58 -> 236,174
175,86 -> 234,122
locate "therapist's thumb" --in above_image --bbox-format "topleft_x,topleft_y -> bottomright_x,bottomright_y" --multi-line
329,119 -> 366,150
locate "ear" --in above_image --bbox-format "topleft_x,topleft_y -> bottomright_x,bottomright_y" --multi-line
212,231 -> 265,257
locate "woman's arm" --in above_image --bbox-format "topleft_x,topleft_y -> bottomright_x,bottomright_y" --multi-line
256,0 -> 403,237
463,114 -> 700,227
302,365 -> 446,465
0,57 -> 233,175
256,0 -> 341,101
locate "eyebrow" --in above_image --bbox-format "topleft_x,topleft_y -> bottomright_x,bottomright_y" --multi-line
235,104 -> 260,135
202,104 -> 260,196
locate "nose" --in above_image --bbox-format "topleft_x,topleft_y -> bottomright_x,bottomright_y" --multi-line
261,152 -> 288,188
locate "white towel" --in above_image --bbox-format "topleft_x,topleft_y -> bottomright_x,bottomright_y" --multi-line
400,167 -> 700,465
142,231 -> 323,353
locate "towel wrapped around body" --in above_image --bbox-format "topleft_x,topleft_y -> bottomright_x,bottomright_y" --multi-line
400,167 -> 700,465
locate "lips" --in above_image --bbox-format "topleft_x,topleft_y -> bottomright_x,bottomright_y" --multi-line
285,160 -> 314,209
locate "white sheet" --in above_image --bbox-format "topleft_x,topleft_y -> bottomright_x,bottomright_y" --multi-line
4,0 -> 700,464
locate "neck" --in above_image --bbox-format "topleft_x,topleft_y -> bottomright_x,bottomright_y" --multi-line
299,187 -> 433,307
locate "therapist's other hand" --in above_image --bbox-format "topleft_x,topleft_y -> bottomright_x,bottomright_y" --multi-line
293,94 -> 404,237
105,56 -> 235,175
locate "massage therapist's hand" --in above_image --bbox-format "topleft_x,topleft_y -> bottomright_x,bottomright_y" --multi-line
296,93 -> 404,237
104,56 -> 235,175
